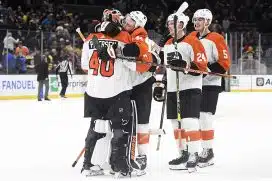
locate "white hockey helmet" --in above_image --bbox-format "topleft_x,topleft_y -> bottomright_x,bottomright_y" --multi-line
129,11 -> 147,28
192,9 -> 213,25
167,12 -> 190,30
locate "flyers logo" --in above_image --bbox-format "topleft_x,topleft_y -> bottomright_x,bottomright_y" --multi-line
166,51 -> 182,61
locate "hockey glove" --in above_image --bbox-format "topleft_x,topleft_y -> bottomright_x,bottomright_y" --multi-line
166,51 -> 187,72
187,62 -> 201,76
153,81 -> 166,102
167,58 -> 188,73
100,21 -> 121,37
97,46 -> 113,61
208,62 -> 226,74
123,43 -> 140,57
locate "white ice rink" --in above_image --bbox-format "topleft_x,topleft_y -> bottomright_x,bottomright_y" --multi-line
1,92 -> 272,181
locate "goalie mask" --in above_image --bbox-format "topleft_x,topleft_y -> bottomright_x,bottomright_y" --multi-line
102,9 -> 123,23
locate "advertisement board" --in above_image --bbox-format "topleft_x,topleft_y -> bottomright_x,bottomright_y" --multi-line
0,75 -> 88,99
251,75 -> 272,91
230,75 -> 272,92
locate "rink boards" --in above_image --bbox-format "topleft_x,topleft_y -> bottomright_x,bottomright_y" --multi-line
0,74 -> 272,100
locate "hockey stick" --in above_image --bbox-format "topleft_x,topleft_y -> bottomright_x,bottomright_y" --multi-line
91,35 -> 236,79
72,147 -> 85,167
176,1 -> 189,14
76,28 -> 86,42
76,25 -> 236,79
173,15 -> 182,149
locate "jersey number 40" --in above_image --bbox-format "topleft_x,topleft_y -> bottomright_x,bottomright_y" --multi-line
89,50 -> 114,77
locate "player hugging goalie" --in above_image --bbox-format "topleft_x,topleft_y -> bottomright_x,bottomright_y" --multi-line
80,9 -> 160,178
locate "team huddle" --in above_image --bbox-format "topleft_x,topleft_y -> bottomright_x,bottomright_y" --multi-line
80,5 -> 231,178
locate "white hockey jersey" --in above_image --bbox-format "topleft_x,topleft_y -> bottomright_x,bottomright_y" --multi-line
163,35 -> 207,92
189,31 -> 231,86
81,32 -> 135,98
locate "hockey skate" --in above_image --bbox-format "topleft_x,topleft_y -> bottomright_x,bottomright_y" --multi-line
169,150 -> 189,170
81,164 -> 104,177
112,165 -> 133,179
130,155 -> 147,176
198,148 -> 214,168
186,152 -> 199,173
110,156 -> 133,178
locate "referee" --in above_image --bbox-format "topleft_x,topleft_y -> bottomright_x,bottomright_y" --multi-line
56,56 -> 72,98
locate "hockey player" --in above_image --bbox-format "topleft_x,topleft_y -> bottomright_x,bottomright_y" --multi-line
190,9 -> 231,167
163,12 -> 207,172
101,10 -> 160,175
81,30 -> 136,177
120,11 -> 157,174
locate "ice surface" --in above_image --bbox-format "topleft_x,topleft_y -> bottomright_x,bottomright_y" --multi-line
0,92 -> 272,181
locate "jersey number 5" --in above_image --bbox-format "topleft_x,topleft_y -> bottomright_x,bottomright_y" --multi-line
89,51 -> 114,77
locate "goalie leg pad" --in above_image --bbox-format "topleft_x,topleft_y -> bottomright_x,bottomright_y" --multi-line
84,119 -> 106,167
110,129 -> 132,175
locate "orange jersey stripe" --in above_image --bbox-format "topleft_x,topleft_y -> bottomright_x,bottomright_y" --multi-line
130,27 -> 152,72
165,37 -> 173,45
131,27 -> 149,58
206,32 -> 231,71
201,130 -> 214,140
188,31 -> 198,37
183,35 -> 207,71
137,133 -> 150,144
185,130 -> 201,142
136,52 -> 152,73
174,129 -> 186,140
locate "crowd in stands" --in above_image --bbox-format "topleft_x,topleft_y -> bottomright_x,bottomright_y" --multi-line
0,0 -> 271,74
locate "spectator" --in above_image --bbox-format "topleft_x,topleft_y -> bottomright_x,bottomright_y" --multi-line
2,49 -> 17,74
222,17 -> 230,32
15,41 -> 29,57
35,55 -> 50,101
3,32 -> 19,52
15,41 -> 29,73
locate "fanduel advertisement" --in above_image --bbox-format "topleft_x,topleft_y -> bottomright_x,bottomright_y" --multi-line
0,75 -> 37,95
0,75 -> 88,98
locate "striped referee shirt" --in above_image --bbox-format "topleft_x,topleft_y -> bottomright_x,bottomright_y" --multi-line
56,60 -> 72,75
